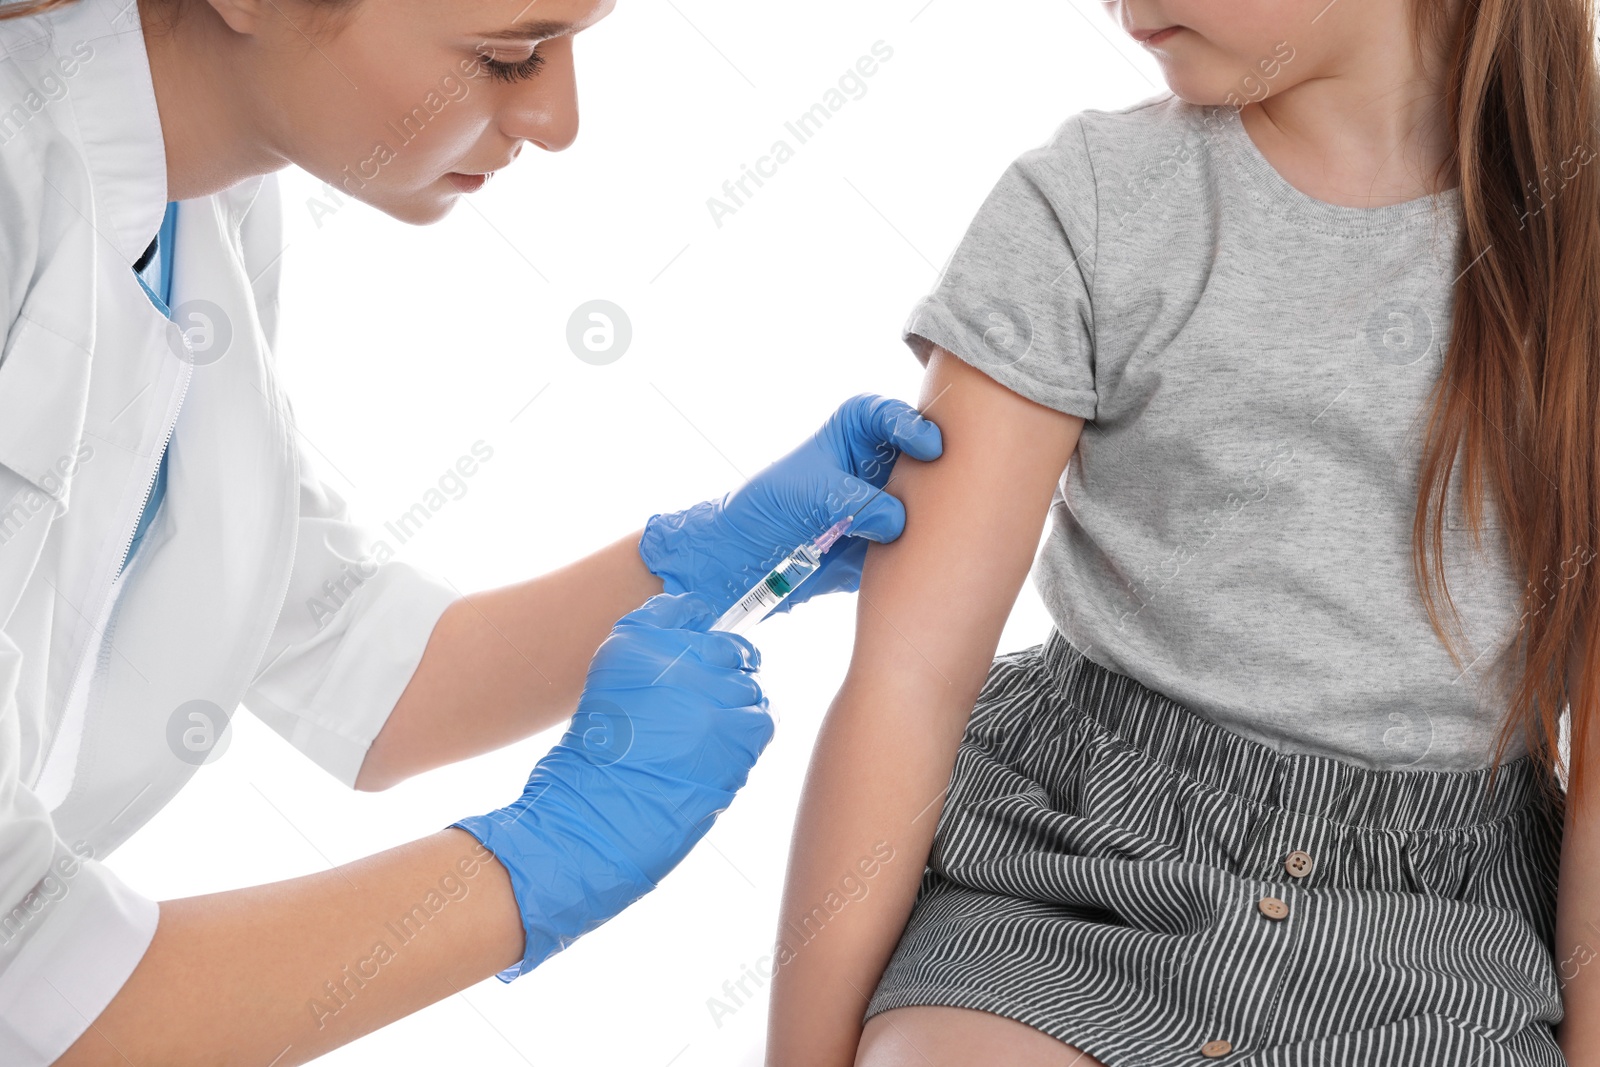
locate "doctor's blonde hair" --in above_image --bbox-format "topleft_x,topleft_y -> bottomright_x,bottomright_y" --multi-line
0,0 -> 351,20
0,0 -> 77,16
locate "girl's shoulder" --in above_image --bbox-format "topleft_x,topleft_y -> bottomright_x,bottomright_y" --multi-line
1029,91 -> 1217,169
1011,92 -> 1225,222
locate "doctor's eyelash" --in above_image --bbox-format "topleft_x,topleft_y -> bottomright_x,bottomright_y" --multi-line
480,49 -> 548,83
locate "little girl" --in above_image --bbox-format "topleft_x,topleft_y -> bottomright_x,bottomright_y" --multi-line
765,1 -> 1600,1064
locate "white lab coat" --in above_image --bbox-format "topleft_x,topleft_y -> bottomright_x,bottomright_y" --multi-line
0,1 -> 460,1061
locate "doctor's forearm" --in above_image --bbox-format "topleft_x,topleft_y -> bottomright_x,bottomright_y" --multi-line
56,829 -> 522,1067
357,527 -> 663,790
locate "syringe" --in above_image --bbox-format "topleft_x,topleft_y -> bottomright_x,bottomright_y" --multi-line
711,482 -> 892,635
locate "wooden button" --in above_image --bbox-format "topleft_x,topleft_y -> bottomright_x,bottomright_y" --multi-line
1200,1038 -> 1233,1057
1284,850 -> 1314,879
1258,895 -> 1289,920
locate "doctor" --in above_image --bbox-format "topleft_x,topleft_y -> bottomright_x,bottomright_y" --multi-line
0,0 -> 944,1062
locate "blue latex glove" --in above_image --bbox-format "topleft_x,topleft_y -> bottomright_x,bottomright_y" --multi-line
451,591 -> 772,980
637,393 -> 944,617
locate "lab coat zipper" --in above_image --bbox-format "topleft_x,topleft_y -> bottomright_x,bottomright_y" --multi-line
34,358 -> 194,805
80,580 -> 124,783
114,358 -> 192,576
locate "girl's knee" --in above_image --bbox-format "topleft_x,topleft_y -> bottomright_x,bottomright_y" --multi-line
855,1005 -> 1105,1067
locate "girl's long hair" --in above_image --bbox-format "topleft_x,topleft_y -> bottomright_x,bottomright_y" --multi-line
1411,0 -> 1600,814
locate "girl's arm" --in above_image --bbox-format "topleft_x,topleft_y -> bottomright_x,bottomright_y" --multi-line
1557,617 -> 1600,1060
765,347 -> 1086,1067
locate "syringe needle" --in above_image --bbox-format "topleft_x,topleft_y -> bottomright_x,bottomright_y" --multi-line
846,476 -> 895,523
809,477 -> 898,556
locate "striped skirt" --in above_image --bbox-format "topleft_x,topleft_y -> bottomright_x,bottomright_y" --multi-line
865,629 -> 1567,1065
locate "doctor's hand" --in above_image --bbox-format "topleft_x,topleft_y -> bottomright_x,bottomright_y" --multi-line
638,393 -> 944,618
450,591 -> 772,980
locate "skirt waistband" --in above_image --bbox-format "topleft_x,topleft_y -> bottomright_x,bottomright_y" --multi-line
1036,629 -> 1557,833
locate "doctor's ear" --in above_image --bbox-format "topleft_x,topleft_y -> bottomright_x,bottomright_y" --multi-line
188,0 -> 359,40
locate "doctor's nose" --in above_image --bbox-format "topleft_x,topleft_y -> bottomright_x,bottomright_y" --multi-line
501,47 -> 581,153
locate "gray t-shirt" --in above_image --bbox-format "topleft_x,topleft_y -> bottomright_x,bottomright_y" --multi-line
905,91 -> 1532,772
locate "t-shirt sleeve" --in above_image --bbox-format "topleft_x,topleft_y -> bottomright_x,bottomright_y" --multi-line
903,114 -> 1099,420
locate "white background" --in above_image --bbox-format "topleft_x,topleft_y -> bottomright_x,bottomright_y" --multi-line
108,2 -> 1167,1063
